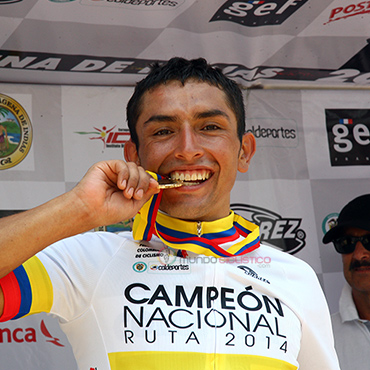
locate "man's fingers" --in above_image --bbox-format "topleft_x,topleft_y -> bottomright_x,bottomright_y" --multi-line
116,162 -> 158,200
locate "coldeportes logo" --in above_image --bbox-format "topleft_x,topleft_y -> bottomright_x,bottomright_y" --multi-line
231,203 -> 306,254
0,94 -> 32,170
245,118 -> 297,148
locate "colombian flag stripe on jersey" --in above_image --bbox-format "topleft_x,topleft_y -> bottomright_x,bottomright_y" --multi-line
0,271 -> 22,322
23,257 -> 53,316
108,351 -> 298,370
0,256 -> 53,321
12,265 -> 32,319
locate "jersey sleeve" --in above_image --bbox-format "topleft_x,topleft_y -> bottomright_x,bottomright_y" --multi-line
0,231 -> 128,323
0,256 -> 53,321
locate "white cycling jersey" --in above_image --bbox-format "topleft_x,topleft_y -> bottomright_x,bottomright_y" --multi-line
0,231 -> 339,370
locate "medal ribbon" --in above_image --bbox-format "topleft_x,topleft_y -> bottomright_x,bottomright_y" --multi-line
132,172 -> 260,258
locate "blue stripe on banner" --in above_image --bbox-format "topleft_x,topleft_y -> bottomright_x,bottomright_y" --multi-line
12,265 -> 32,320
156,223 -> 236,240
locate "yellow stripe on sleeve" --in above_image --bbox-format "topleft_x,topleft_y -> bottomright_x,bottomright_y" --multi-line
23,256 -> 53,315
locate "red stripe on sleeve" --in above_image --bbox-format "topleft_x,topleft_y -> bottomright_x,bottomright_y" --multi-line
0,271 -> 22,322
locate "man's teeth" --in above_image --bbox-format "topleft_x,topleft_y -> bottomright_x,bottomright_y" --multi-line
171,171 -> 210,182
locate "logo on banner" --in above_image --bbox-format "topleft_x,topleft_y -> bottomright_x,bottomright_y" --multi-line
80,0 -> 183,9
326,1 -> 370,24
322,213 -> 339,236
210,0 -> 308,27
246,118 -> 297,148
40,320 -> 65,347
0,94 -> 32,170
231,203 -> 306,254
74,125 -> 130,151
0,320 -> 64,346
325,109 -> 370,166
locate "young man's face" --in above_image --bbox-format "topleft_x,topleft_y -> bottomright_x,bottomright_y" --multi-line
125,80 -> 255,221
342,227 -> 370,295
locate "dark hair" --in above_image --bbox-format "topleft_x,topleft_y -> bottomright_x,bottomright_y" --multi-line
126,57 -> 246,148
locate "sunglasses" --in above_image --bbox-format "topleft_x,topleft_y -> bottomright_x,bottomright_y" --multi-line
333,235 -> 370,254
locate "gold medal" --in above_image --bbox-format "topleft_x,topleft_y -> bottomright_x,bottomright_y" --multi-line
157,178 -> 184,189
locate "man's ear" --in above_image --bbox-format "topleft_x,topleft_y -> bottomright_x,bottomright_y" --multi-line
238,132 -> 256,173
124,139 -> 140,165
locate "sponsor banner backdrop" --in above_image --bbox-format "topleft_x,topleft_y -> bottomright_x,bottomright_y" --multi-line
302,90 -> 370,179
1,83 -> 370,368
1,0 -> 370,86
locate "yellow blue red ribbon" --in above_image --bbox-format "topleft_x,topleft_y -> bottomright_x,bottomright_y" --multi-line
132,172 -> 260,258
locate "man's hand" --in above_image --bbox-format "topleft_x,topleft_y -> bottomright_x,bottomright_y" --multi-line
72,160 -> 160,228
0,160 -> 159,281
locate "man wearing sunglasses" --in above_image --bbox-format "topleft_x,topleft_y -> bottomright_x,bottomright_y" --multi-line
323,193 -> 370,370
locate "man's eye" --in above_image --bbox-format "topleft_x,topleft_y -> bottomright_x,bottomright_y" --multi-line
154,129 -> 172,136
203,124 -> 220,131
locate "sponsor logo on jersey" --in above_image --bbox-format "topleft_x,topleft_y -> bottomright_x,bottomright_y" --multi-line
133,262 -> 148,273
325,109 -> 370,166
148,262 -> 190,273
231,203 -> 306,254
325,1 -> 370,24
135,245 -> 178,265
210,0 -> 308,27
74,125 -> 130,151
237,265 -> 271,284
0,94 -> 32,170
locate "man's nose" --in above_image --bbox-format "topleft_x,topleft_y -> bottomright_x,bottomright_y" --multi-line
353,240 -> 370,260
174,126 -> 204,161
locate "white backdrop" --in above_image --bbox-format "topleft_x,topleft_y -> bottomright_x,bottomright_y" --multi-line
1,83 -> 369,368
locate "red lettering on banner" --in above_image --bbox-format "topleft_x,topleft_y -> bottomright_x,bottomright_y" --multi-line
0,327 -> 36,343
109,132 -> 130,144
327,1 -> 370,23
